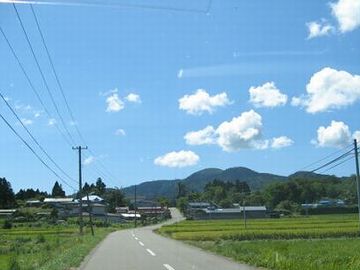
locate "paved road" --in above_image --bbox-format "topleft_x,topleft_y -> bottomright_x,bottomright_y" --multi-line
80,208 -> 258,270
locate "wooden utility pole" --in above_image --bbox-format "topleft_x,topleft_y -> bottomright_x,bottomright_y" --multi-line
354,139 -> 360,230
73,146 -> 88,234
243,200 -> 247,229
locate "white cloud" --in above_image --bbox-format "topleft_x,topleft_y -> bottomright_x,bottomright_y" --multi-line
271,136 -> 294,149
99,88 -> 118,96
154,150 -> 199,168
216,110 -> 265,152
315,120 -> 354,148
184,126 -> 216,145
125,93 -> 141,103
292,67 -> 360,113
106,93 -> 124,112
20,118 -> 33,126
48,118 -> 57,126
115,128 -> 126,136
331,0 -> 360,33
177,69 -> 184,78
306,21 -> 335,39
249,82 -> 288,108
179,89 -> 231,115
83,156 -> 95,166
184,110 -> 293,152
353,130 -> 360,142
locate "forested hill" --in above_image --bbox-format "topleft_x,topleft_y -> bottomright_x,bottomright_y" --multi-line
123,167 -> 289,200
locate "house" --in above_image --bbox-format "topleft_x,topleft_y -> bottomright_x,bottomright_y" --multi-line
81,195 -> 105,204
25,200 -> 42,207
0,209 -> 16,217
137,206 -> 169,217
116,206 -> 129,213
43,198 -> 74,206
186,202 -> 267,220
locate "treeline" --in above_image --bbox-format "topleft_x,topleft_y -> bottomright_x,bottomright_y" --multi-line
176,175 -> 357,213
0,177 -> 127,212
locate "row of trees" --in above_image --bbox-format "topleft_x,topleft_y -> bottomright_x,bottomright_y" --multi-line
176,176 -> 358,213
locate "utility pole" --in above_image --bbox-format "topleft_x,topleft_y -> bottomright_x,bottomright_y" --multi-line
86,192 -> 94,236
243,200 -> 247,229
134,185 -> 137,228
73,146 -> 88,234
354,139 -> 360,231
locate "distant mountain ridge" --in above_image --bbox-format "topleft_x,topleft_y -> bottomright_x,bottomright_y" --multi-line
123,166 -> 290,200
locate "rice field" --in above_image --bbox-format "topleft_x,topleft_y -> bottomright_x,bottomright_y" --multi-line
159,214 -> 360,270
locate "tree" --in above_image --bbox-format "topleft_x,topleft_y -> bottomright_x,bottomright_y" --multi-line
95,178 -> 106,196
103,188 -> 125,213
51,181 -> 65,197
157,196 -> 170,207
0,178 -> 16,209
176,197 -> 188,213
177,182 -> 187,199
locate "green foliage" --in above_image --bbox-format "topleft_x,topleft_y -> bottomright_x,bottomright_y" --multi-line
176,197 -> 188,213
0,178 -> 17,209
51,181 -> 65,197
8,256 -> 20,270
3,220 -> 13,229
15,188 -> 48,201
103,188 -> 126,213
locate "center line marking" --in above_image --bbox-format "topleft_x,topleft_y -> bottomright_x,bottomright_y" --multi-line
139,241 -> 144,246
134,237 -> 138,240
163,264 -> 175,270
146,248 -> 156,256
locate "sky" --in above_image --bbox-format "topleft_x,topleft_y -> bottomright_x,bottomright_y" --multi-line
0,0 -> 360,194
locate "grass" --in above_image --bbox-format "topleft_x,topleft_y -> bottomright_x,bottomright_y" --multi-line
0,222 -> 131,270
159,214 -> 360,270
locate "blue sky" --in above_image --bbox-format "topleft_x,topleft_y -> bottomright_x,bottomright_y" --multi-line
0,0 -> 359,194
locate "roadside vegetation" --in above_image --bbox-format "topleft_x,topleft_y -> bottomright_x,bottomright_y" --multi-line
159,214 -> 360,270
0,218 -> 132,270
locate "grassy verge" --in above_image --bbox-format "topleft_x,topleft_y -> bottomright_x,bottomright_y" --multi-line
0,224 -> 130,270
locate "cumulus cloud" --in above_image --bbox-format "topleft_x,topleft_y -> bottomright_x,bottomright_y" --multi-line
271,136 -> 294,149
331,0 -> 360,33
106,93 -> 124,112
20,118 -> 33,126
125,93 -> 141,103
83,156 -> 95,166
353,130 -> 360,142
184,126 -> 216,145
249,82 -> 288,108
179,89 -> 231,115
314,120 -> 357,148
154,150 -> 199,168
184,110 -> 293,152
115,128 -> 126,136
48,118 -> 57,126
292,67 -> 360,113
306,21 -> 335,39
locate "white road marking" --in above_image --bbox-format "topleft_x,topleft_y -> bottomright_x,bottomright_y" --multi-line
146,248 -> 156,256
139,241 -> 144,246
134,237 -> 138,240
163,264 -> 175,270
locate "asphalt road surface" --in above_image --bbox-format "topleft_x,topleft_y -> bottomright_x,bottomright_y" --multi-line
80,208 -> 258,270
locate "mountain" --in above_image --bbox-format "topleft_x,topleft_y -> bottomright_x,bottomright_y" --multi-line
122,166 -> 287,200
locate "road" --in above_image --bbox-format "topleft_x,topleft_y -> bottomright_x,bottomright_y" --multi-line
80,208 -> 258,270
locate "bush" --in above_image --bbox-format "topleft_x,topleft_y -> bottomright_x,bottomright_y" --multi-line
8,256 -> 20,270
3,219 -> 12,229
300,206 -> 358,215
36,234 -> 46,244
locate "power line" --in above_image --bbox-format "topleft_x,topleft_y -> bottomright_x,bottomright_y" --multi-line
310,148 -> 355,174
12,3 -> 77,146
0,111 -> 77,191
0,26 -> 73,147
319,154 -> 354,174
0,91 -> 77,185
6,0 -> 212,14
299,143 -> 353,172
29,5 -> 120,186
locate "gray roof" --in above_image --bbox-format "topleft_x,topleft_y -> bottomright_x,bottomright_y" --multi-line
204,206 -> 266,214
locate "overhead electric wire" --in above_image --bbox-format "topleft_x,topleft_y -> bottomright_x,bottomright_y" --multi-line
12,3 -> 76,146
319,154 -> 355,174
0,26 -> 73,147
310,148 -> 355,174
0,91 -> 77,185
0,111 -> 77,191
29,4 -> 120,186
299,143 -> 353,172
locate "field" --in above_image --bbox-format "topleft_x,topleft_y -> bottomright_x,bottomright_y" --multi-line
159,214 -> 360,270
0,221 -> 130,270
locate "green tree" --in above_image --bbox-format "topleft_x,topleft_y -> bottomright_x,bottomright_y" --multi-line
51,181 -> 65,197
176,197 -> 188,213
0,178 -> 16,208
103,188 -> 125,213
95,178 -> 106,196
